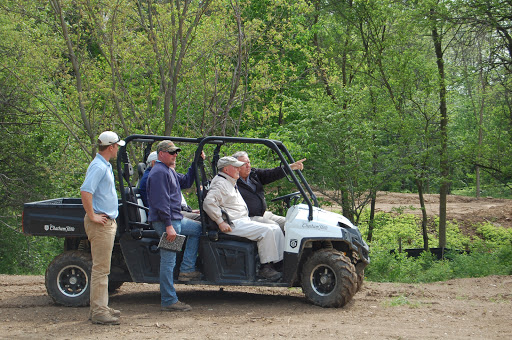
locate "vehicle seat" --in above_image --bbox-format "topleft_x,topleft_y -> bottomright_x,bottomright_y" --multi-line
137,162 -> 146,181
124,187 -> 148,226
202,208 -> 253,243
136,162 -> 147,187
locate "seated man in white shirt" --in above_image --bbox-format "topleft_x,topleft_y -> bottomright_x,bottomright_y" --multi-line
202,156 -> 284,281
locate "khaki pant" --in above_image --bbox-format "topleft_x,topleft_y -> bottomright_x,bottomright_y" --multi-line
251,211 -> 286,231
84,214 -> 117,318
230,217 -> 284,264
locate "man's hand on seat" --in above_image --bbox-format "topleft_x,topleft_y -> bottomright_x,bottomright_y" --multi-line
218,221 -> 232,233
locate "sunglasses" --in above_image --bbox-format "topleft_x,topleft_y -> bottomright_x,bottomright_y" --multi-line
167,150 -> 179,155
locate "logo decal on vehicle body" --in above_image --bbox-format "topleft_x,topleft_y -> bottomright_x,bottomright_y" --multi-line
44,224 -> 76,232
301,222 -> 327,230
290,239 -> 298,248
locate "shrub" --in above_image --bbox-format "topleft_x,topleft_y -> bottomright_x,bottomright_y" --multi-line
358,211 -> 472,252
475,223 -> 512,248
360,210 -> 512,282
0,216 -> 62,275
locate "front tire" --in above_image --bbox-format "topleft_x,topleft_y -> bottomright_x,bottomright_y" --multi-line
45,251 -> 92,307
301,249 -> 357,308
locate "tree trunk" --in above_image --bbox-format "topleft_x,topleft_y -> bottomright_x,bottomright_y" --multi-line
50,0 -> 95,157
220,0 -> 245,135
311,1 -> 337,104
476,44 -> 486,199
416,179 -> 429,251
136,0 -> 211,135
367,190 -> 376,243
431,13 -> 449,249
341,190 -> 354,223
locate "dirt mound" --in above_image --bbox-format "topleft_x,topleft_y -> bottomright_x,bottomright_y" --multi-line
374,191 -> 512,235
320,191 -> 512,231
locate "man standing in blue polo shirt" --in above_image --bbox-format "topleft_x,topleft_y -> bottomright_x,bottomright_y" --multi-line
80,131 -> 125,325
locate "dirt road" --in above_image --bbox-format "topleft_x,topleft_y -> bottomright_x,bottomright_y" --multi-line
1,274 -> 511,340
3,192 -> 511,339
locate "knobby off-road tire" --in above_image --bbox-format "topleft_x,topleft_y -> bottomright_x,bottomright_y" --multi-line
45,251 -> 92,307
301,249 -> 357,308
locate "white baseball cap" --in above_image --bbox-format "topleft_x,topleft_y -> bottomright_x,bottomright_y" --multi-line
217,156 -> 245,170
146,151 -> 158,166
98,131 -> 125,146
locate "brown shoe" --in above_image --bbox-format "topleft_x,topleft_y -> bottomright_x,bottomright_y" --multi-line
108,307 -> 121,318
91,313 -> 120,325
178,271 -> 202,281
161,301 -> 192,312
259,266 -> 282,282
89,307 -> 121,320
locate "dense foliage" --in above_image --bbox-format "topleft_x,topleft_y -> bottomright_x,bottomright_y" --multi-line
1,0 -> 511,277
358,211 -> 512,282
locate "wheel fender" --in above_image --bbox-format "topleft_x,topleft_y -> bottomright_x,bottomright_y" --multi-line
283,237 -> 329,284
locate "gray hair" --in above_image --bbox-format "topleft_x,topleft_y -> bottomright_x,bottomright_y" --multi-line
232,151 -> 248,160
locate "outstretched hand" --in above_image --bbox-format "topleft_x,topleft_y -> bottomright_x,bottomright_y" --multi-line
290,158 -> 306,171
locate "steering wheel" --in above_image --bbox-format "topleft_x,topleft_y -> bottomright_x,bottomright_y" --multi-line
270,191 -> 302,208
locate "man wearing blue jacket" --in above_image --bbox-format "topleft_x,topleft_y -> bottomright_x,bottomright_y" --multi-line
138,151 -> 157,207
147,140 -> 201,312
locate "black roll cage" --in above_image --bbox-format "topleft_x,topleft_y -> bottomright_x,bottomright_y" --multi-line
116,134 -> 318,233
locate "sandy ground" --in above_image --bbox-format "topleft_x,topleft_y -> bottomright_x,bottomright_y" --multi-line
320,191 -> 512,231
374,191 -> 512,229
1,274 -> 511,340
2,192 -> 511,339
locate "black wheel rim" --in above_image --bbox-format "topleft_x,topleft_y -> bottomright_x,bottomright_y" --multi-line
310,264 -> 336,296
57,265 -> 88,298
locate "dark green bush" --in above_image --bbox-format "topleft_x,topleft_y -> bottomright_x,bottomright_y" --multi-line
360,211 -> 512,283
0,217 -> 62,275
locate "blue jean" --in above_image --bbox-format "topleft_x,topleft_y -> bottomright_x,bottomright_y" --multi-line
152,218 -> 201,306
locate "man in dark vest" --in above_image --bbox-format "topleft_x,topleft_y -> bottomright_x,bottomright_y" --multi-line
232,151 -> 305,230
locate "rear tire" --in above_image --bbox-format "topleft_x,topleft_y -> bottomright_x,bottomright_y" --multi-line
301,249 -> 357,308
45,251 -> 92,307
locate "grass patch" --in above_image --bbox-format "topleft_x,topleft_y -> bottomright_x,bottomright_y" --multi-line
383,295 -> 421,308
